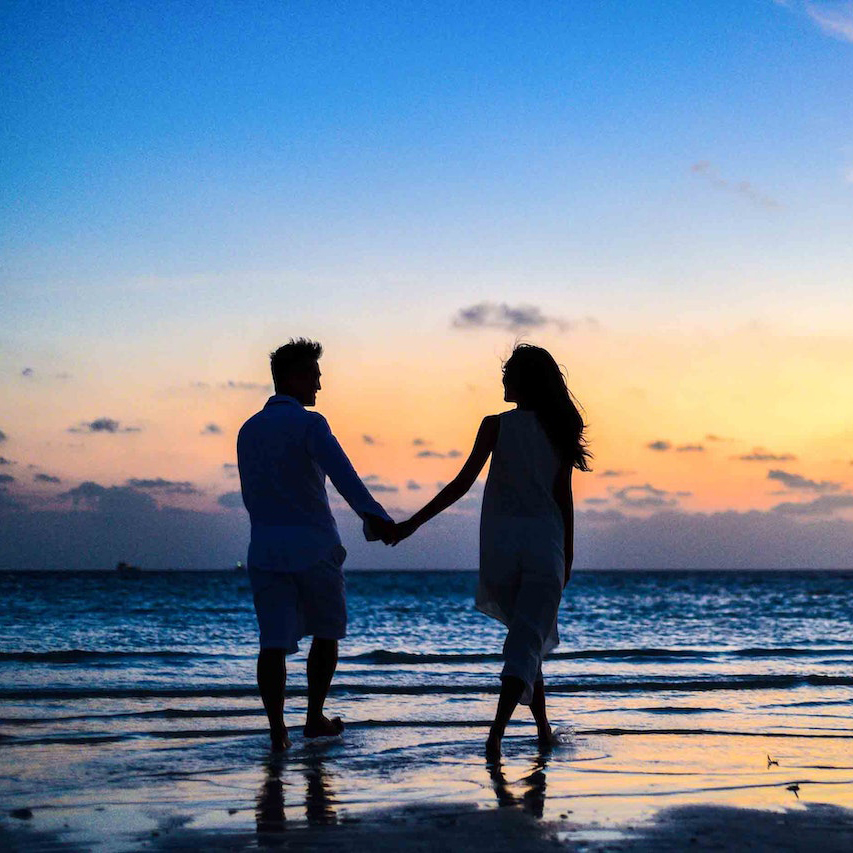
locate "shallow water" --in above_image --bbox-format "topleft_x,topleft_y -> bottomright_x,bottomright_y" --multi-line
2,570 -> 853,850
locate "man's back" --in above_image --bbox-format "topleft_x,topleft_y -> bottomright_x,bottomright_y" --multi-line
238,396 -> 334,531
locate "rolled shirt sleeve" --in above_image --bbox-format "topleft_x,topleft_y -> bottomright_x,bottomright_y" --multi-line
306,415 -> 392,531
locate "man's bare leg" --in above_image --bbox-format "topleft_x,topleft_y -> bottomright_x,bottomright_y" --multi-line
257,648 -> 292,751
530,679 -> 553,749
304,637 -> 344,738
486,675 -> 525,759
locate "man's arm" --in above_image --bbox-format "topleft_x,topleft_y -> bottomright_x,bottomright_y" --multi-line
306,416 -> 395,542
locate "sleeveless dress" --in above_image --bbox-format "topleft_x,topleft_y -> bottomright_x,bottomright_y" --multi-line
476,408 -> 565,704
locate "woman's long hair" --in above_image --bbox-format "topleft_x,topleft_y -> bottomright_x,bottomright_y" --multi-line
502,344 -> 591,471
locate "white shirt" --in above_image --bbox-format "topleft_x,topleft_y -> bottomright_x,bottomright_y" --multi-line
237,395 -> 391,572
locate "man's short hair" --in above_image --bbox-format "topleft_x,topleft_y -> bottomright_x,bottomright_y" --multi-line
270,338 -> 323,391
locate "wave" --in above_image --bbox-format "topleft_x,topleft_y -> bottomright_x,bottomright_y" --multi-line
0,649 -> 247,663
3,673 -> 853,701
3,646 -> 851,667
343,646 -> 853,665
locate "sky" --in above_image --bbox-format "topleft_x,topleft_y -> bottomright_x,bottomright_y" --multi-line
2,0 -> 853,569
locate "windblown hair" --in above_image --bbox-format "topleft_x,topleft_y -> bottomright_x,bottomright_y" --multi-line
270,338 -> 323,391
502,344 -> 591,471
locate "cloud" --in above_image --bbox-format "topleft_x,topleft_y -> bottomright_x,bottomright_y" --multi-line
21,367 -> 34,378
362,434 -> 376,445
126,477 -> 200,495
0,457 -> 12,466
59,481 -> 157,514
598,469 -> 634,478
585,497 -> 609,504
406,480 -> 422,490
222,463 -> 238,479
676,444 -> 705,452
0,474 -> 15,484
613,483 -> 680,509
736,449 -> 797,461
68,418 -> 141,434
647,440 -> 672,452
804,1 -> 853,42
221,380 -> 273,392
34,473 -> 61,484
367,482 -> 399,493
447,449 -> 462,458
217,491 -> 244,509
773,494 -> 853,516
705,434 -> 733,442
690,161 -> 781,209
767,469 -> 842,493
416,450 -> 447,458
452,302 -> 596,334
0,429 -> 7,443
412,438 -> 429,446
201,423 -> 223,435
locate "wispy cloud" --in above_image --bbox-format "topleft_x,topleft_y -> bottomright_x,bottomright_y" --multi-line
21,367 -> 34,378
452,302 -> 597,334
804,1 -> 853,42
126,478 -> 200,495
0,474 -> 15,485
598,469 -> 635,478
412,438 -> 429,447
768,469 -> 842,492
217,491 -> 244,509
0,429 -> 7,443
34,473 -> 61,484
362,434 -> 378,445
676,444 -> 705,453
691,161 -> 782,209
68,418 -> 141,434
647,440 -> 672,452
201,423 -> 223,435
773,493 -> 853,515
737,448 -> 797,461
416,449 -> 462,459
613,483 -> 680,509
0,457 -> 13,466
406,480 -> 422,490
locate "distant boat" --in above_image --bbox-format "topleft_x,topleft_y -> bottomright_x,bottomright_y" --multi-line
115,561 -> 142,576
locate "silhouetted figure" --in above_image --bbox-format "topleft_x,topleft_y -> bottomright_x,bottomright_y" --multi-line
304,756 -> 338,825
393,345 -> 590,758
255,759 -> 286,842
238,338 -> 395,751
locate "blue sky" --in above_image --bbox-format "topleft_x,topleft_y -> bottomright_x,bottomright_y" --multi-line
2,1 -> 852,568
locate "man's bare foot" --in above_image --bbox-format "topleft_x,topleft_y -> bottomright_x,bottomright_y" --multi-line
303,715 -> 344,739
270,725 -> 292,753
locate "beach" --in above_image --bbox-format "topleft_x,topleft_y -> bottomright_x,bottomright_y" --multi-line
3,569 -> 853,850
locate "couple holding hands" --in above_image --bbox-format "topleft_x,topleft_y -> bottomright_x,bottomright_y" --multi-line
237,338 -> 590,758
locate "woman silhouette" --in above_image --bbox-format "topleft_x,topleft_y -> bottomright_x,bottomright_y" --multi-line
394,344 -> 590,757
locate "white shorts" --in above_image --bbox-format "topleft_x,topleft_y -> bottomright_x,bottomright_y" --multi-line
248,546 -> 347,654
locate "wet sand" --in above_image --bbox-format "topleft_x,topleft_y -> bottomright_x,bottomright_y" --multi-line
3,723 -> 853,851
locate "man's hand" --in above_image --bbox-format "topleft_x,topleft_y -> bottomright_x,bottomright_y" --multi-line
363,513 -> 398,545
390,518 -> 419,546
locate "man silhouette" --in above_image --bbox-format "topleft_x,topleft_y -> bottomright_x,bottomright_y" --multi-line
237,338 -> 395,750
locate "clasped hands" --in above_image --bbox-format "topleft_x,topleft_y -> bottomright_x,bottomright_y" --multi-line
364,514 -> 420,546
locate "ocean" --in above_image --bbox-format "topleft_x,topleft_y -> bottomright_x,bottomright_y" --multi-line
2,569 -> 853,850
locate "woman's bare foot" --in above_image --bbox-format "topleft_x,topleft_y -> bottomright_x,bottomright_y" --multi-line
270,724 -> 292,753
303,715 -> 344,739
536,723 -> 554,751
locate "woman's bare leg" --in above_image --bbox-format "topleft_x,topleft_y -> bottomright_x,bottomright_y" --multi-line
486,676 -> 525,759
530,679 -> 553,748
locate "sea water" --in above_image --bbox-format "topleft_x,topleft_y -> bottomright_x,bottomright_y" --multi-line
2,569 -> 853,844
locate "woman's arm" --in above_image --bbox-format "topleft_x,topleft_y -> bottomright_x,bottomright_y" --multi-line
393,415 -> 499,543
553,459 -> 574,586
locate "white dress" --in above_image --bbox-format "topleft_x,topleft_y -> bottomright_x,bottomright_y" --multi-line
476,409 -> 565,704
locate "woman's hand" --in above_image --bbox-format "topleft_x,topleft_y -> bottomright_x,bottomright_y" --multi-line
391,518 -> 420,545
